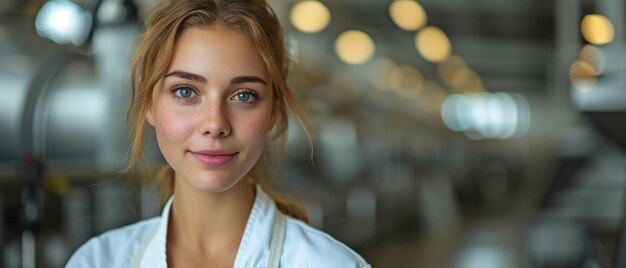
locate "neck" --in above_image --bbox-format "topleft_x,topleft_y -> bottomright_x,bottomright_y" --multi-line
167,177 -> 256,257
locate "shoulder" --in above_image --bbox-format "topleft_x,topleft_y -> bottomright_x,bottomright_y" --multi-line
65,217 -> 160,268
281,217 -> 371,268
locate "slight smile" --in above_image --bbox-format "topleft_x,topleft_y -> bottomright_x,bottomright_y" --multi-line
189,150 -> 239,167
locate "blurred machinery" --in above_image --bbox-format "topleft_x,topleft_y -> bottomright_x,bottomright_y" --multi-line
2,0 -> 626,268
0,1 -> 147,267
526,0 -> 626,267
1,0 -> 535,267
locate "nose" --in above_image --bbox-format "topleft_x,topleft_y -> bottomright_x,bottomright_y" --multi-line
201,101 -> 231,138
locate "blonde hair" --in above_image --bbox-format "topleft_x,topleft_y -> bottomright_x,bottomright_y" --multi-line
126,0 -> 311,222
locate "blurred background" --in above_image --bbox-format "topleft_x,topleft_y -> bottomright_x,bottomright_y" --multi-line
1,0 -> 626,267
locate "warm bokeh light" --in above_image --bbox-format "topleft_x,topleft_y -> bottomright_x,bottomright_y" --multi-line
416,26 -> 451,63
581,14 -> 614,45
389,0 -> 427,31
569,60 -> 597,91
387,65 -> 423,97
335,30 -> 375,64
578,45 -> 605,74
290,0 -> 331,33
438,56 -> 486,92
438,55 -> 467,85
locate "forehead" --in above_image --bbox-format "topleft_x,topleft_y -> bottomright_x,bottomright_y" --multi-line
168,26 -> 269,80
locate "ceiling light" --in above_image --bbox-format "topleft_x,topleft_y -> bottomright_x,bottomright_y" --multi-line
581,14 -> 614,45
569,60 -> 597,91
389,0 -> 427,31
441,93 -> 530,139
290,1 -> 331,33
35,0 -> 92,46
335,30 -> 375,64
415,26 -> 451,63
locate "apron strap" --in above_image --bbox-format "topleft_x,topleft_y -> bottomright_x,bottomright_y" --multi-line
131,223 -> 160,268
267,211 -> 287,268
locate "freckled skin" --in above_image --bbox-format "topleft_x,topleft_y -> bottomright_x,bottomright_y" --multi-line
146,26 -> 276,193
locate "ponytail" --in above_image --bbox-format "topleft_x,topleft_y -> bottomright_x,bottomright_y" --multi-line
263,188 -> 309,223
248,164 -> 309,223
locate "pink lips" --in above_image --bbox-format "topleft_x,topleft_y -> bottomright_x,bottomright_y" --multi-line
190,150 -> 238,167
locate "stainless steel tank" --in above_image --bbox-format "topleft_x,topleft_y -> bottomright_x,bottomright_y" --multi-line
0,20 -> 150,177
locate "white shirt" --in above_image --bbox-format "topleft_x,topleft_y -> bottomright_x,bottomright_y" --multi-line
66,187 -> 370,268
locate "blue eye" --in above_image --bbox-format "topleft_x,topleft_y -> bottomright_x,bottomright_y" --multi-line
233,91 -> 258,103
236,92 -> 251,102
175,87 -> 195,98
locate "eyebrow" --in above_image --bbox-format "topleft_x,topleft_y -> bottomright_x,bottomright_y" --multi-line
164,70 -> 267,85
231,76 -> 267,85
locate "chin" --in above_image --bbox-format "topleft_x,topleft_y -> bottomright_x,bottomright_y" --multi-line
186,170 -> 247,193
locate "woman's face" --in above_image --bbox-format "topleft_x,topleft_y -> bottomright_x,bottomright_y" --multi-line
147,26 -> 276,193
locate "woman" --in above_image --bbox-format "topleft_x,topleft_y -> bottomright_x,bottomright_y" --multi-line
66,0 -> 370,267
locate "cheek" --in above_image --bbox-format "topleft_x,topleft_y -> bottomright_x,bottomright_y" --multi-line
154,109 -> 194,151
242,119 -> 270,140
236,111 -> 273,149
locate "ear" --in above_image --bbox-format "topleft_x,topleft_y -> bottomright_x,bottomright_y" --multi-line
146,105 -> 156,126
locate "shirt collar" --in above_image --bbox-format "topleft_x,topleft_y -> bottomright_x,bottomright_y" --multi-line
138,185 -> 278,268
